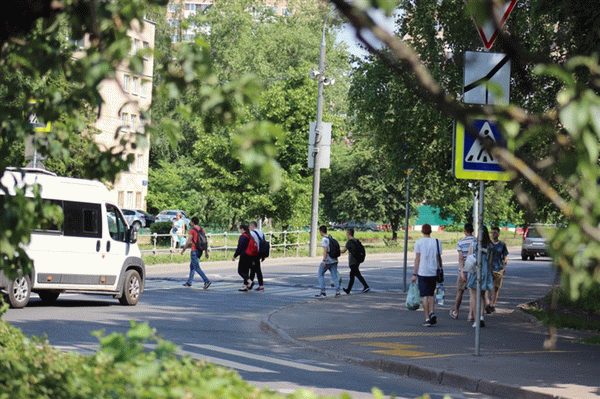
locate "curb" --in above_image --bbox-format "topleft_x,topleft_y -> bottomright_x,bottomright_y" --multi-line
260,306 -> 563,399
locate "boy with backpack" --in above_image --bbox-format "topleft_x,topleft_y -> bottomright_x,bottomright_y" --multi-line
340,228 -> 370,294
315,225 -> 341,298
181,217 -> 211,289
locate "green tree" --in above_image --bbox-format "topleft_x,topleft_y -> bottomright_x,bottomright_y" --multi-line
331,0 -> 600,299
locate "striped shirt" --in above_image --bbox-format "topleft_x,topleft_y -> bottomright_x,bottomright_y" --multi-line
457,236 -> 477,267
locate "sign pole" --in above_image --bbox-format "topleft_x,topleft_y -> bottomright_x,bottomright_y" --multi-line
475,180 -> 484,355
402,169 -> 413,292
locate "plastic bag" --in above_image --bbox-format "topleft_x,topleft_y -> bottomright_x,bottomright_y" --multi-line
405,282 -> 421,311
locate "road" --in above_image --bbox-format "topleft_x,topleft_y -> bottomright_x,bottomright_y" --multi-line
2,249 -> 556,399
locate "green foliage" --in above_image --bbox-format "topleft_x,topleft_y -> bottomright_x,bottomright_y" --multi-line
0,318 -> 373,398
150,221 -> 173,245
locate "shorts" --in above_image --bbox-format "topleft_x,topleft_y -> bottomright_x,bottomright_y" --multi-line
456,274 -> 468,291
492,270 -> 504,289
418,275 -> 437,297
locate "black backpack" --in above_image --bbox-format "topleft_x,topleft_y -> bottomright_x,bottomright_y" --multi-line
254,231 -> 270,259
327,235 -> 341,259
350,238 -> 366,263
194,227 -> 208,253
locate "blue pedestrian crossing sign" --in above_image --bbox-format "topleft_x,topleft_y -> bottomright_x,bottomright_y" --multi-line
453,119 -> 511,181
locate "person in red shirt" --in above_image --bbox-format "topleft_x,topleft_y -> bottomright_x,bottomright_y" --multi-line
181,217 -> 211,289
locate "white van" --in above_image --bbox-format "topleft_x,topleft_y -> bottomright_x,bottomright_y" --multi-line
0,168 -> 145,308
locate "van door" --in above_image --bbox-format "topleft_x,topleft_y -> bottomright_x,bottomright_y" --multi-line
31,200 -> 105,289
104,204 -> 130,288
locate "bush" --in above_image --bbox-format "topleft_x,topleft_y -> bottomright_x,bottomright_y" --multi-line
150,221 -> 173,246
0,311 -> 391,399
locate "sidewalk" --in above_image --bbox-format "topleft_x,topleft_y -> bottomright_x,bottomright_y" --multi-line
261,291 -> 600,399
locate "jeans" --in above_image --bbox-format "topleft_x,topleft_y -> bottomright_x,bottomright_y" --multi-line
318,262 -> 340,291
187,251 -> 209,285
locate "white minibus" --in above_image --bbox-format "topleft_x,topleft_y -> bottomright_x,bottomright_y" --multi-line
0,168 -> 145,308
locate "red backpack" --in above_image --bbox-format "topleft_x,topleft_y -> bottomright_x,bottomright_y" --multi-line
244,233 -> 259,256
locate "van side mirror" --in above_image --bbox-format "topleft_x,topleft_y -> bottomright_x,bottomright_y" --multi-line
128,226 -> 138,244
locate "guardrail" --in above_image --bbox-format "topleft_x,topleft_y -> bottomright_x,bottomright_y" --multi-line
137,230 -> 306,259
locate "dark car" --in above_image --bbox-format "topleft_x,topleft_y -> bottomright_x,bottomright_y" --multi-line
136,210 -> 156,228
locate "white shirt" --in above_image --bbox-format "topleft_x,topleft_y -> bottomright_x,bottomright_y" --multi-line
414,237 -> 442,277
321,236 -> 336,264
251,228 -> 264,250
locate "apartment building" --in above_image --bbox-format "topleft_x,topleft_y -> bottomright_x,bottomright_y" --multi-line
95,19 -> 155,210
167,0 -> 290,41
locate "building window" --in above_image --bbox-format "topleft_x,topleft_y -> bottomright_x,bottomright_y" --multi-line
136,192 -> 142,209
127,191 -> 134,208
132,77 -> 139,95
141,80 -> 148,98
137,153 -> 144,171
118,191 -> 125,207
121,113 -> 130,130
168,3 -> 178,12
123,74 -> 131,92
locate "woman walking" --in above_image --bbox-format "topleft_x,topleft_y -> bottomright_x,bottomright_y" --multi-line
232,225 -> 258,292
467,225 -> 494,328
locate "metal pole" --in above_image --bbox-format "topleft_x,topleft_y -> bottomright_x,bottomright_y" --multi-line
403,169 -> 412,292
473,188 -> 479,237
475,180 -> 484,356
309,18 -> 328,257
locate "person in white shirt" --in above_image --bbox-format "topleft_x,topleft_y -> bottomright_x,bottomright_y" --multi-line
411,223 -> 442,327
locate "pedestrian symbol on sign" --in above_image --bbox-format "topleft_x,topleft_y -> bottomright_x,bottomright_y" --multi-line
453,118 -> 510,181
465,122 -> 497,164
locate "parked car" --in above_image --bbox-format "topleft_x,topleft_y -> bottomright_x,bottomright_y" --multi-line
331,221 -> 381,232
156,210 -> 190,226
121,209 -> 150,230
136,209 -> 156,228
521,225 -> 549,260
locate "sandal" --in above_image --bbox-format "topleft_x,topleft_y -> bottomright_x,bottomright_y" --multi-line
239,286 -> 249,292
256,286 -> 264,291
449,310 -> 458,319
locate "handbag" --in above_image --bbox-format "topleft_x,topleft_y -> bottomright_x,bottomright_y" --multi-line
464,242 -> 477,274
436,239 -> 444,283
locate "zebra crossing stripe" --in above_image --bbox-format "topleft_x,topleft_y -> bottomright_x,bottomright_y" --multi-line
187,344 -> 337,372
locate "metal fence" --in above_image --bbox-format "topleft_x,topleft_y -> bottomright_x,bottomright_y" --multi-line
137,230 -> 307,259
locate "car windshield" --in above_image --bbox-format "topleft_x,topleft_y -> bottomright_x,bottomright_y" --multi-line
527,228 -> 542,238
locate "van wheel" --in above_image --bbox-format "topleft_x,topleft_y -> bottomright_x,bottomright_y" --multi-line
7,275 -> 31,308
119,270 -> 141,306
38,291 -> 60,303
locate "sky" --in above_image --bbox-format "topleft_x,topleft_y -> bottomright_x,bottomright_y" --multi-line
335,9 -> 399,59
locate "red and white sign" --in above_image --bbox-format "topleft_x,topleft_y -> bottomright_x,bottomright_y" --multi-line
468,0 -> 517,50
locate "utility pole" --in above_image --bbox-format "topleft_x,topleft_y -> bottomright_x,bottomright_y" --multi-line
309,16 -> 329,257
402,168 -> 413,292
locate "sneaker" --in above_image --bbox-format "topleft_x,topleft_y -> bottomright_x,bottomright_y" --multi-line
203,281 -> 211,290
343,288 -> 350,295
423,319 -> 432,327
335,291 -> 341,298
256,286 -> 264,291
182,282 -> 192,287
485,305 -> 492,314
362,287 -> 370,293
315,292 -> 326,298
480,318 -> 485,328
490,305 -> 496,313
239,286 -> 249,292
429,312 -> 437,325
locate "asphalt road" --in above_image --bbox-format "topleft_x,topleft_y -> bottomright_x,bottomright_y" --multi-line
2,249 -> 555,399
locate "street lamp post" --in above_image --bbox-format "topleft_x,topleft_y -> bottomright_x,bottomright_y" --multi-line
309,14 -> 332,257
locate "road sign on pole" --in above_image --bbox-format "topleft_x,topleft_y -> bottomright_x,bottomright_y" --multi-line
464,51 -> 511,105
467,0 -> 517,50
453,119 -> 510,181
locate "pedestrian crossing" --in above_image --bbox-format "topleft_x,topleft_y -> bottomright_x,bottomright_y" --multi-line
143,277 -> 367,298
54,342 -> 337,375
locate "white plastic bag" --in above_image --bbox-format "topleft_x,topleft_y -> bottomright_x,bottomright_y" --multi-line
405,282 -> 421,311
464,242 -> 477,274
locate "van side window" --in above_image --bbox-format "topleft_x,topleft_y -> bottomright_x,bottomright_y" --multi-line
63,201 -> 102,238
37,199 -> 63,232
106,204 -> 127,242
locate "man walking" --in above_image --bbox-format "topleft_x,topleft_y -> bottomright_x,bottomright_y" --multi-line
488,226 -> 509,312
411,223 -> 442,327
449,223 -> 477,320
315,225 -> 341,298
249,221 -> 265,291
341,228 -> 370,294
181,217 -> 211,289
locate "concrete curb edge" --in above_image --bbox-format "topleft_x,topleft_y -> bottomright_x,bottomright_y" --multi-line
260,307 -> 563,399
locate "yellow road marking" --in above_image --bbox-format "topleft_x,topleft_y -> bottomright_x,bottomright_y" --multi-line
360,342 -> 435,357
299,331 -> 462,342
